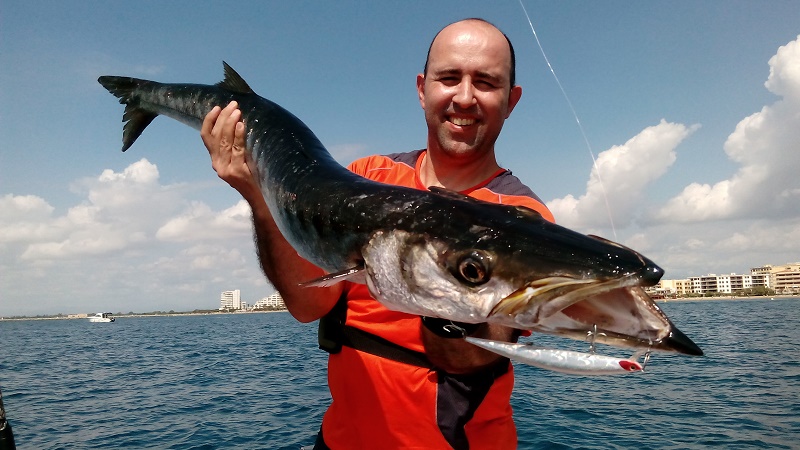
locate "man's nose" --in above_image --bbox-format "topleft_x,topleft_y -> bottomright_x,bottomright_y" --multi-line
453,78 -> 477,107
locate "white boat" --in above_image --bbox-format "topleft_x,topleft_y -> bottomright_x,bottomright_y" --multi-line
88,312 -> 115,323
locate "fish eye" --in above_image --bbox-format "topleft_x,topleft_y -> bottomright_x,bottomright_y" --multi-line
455,251 -> 491,285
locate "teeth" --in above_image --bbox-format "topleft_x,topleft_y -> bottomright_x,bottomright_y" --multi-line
451,117 -> 475,126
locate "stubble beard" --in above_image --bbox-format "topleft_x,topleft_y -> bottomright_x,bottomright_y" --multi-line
433,124 -> 498,162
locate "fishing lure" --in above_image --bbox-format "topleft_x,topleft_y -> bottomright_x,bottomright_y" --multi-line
465,336 -> 646,376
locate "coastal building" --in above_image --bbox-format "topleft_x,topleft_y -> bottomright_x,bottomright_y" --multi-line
703,274 -> 753,294
751,265 -> 774,289
730,274 -> 752,292
689,275 -> 718,295
219,289 -> 242,311
253,292 -> 286,310
652,262 -> 798,297
650,279 -> 691,298
771,263 -> 800,294
672,279 -> 691,296
684,273 -> 757,295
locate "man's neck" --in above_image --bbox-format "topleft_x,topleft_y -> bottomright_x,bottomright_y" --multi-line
419,147 -> 502,192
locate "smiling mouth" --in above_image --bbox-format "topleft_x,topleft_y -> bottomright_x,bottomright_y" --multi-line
450,117 -> 476,126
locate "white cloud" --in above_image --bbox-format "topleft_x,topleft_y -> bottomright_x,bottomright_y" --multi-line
547,120 -> 697,229
654,35 -> 800,223
0,194 -> 59,244
765,35 -> 800,102
0,159 -> 269,316
545,36 -> 800,281
156,200 -> 251,242
13,159 -> 178,260
0,194 -> 54,219
638,218 -> 800,279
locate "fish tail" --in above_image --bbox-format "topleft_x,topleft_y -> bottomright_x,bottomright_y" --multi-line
97,76 -> 158,152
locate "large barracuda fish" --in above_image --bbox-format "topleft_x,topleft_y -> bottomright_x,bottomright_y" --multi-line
98,63 -> 702,365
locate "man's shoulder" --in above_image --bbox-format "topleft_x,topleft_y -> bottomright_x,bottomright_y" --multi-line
348,150 -> 422,173
484,171 -> 543,203
383,150 -> 423,168
474,171 -> 555,223
348,150 -> 422,187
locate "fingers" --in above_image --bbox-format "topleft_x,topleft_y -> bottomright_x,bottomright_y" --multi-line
228,124 -> 243,175
219,111 -> 242,178
201,102 -> 237,170
199,101 -> 257,197
201,105 -> 222,144
220,106 -> 242,156
201,101 -> 239,155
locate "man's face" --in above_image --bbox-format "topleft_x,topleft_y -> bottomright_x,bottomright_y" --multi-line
417,21 -> 522,160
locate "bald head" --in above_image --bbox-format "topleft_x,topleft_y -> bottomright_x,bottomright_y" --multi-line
423,18 -> 517,87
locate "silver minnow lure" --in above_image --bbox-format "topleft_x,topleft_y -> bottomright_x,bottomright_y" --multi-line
98,63 -> 703,365
465,337 -> 643,375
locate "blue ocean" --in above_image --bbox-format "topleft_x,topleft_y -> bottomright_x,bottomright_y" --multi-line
1,298 -> 798,449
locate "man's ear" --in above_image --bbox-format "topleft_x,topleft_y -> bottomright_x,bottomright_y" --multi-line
506,85 -> 522,118
416,73 -> 426,109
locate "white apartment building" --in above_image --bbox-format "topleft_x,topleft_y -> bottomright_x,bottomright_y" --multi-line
751,265 -> 774,289
653,262 -> 797,296
685,274 -> 756,295
220,289 -> 242,310
253,292 -> 286,310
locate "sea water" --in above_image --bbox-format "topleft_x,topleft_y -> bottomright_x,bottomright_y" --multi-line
1,298 -> 798,449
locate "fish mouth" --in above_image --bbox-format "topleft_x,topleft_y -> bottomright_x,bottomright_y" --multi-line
490,276 -> 703,356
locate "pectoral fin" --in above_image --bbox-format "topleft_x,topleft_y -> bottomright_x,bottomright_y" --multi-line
299,265 -> 366,287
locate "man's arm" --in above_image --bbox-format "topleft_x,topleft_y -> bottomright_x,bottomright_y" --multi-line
201,102 -> 341,323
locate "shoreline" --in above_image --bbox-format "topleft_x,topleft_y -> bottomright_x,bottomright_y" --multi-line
3,296 -> 796,321
0,309 -> 289,322
656,295 -> 797,302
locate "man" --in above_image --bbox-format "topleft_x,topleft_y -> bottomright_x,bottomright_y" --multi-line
201,18 -> 554,450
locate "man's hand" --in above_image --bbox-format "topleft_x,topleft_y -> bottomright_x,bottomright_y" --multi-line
201,101 -> 261,204
200,100 -> 340,323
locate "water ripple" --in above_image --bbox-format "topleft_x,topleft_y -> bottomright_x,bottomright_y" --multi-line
1,299 -> 798,448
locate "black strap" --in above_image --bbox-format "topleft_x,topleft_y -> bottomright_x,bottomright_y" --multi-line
316,301 -> 511,450
317,294 -> 349,354
340,325 -> 433,369
318,296 -> 433,368
437,360 -> 510,450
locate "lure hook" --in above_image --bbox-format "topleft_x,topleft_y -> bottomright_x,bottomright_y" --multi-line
585,324 -> 607,354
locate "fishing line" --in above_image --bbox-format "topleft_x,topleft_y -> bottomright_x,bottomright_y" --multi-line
516,0 -> 617,239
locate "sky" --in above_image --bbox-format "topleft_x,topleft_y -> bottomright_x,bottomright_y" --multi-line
1,1 -> 799,316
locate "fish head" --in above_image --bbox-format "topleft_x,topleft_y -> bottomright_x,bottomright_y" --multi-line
363,229 -> 515,322
476,207 -> 700,354
362,197 -> 701,355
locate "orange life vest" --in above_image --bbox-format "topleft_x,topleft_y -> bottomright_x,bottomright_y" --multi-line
318,150 -> 553,449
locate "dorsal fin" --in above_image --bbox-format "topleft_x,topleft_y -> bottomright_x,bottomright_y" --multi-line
216,61 -> 254,94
